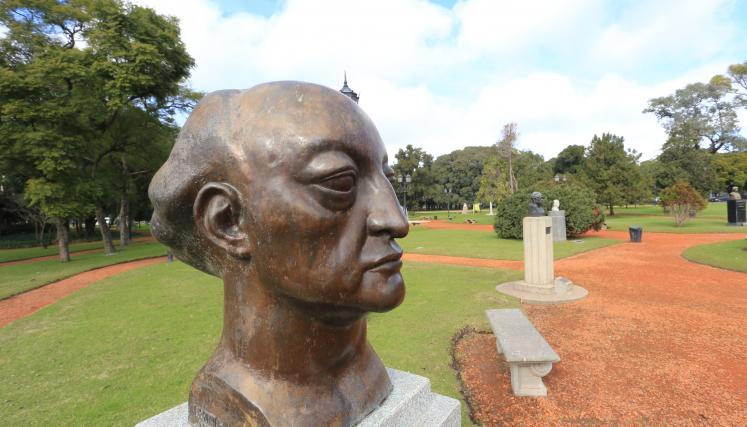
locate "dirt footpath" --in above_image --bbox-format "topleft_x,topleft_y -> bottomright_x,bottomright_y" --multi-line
456,230 -> 747,426
0,257 -> 165,328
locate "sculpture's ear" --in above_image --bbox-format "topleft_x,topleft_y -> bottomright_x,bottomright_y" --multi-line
193,182 -> 251,260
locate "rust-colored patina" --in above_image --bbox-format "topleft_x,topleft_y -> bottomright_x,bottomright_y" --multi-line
148,82 -> 409,426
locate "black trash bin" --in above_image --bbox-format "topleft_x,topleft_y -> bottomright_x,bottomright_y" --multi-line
629,226 -> 643,243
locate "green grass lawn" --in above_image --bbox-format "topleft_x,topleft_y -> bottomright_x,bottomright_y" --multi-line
604,203 -> 744,233
0,261 -> 519,426
400,227 -> 619,260
682,238 -> 747,273
0,241 -> 167,300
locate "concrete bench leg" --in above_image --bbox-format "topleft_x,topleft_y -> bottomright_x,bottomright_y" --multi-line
509,362 -> 553,397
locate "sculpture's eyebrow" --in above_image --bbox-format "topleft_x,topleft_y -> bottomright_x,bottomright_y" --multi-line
297,138 -> 370,167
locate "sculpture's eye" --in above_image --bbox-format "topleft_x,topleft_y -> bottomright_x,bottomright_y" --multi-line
319,172 -> 356,193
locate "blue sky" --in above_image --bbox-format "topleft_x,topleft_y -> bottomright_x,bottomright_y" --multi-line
136,0 -> 747,160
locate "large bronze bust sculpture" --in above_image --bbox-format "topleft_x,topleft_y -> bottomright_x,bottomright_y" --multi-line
148,82 -> 409,426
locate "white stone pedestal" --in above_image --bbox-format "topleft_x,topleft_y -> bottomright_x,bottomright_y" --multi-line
496,216 -> 587,304
548,210 -> 566,242
136,368 -> 460,427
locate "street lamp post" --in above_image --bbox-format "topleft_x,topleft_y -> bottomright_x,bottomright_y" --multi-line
398,174 -> 412,217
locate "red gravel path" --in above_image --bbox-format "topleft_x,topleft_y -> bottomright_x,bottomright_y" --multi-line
0,236 -> 156,267
0,256 -> 165,328
455,230 -> 747,426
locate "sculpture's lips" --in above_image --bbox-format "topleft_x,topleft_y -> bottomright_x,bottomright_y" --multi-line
366,252 -> 403,272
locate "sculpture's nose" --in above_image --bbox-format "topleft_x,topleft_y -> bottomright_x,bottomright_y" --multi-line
366,176 -> 409,238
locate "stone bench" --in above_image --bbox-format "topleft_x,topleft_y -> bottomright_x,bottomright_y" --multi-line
485,308 -> 560,396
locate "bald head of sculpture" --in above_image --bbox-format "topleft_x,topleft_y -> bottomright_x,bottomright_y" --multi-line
149,81 -> 409,315
149,82 -> 409,425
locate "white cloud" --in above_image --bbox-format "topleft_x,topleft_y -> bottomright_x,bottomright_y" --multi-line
453,0 -> 600,57
592,0 -> 739,67
132,0 -> 746,161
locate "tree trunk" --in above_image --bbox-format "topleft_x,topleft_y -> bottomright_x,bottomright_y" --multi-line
119,193 -> 131,246
55,217 -> 70,262
95,205 -> 116,255
39,221 -> 48,249
609,203 -> 615,216
84,217 -> 96,237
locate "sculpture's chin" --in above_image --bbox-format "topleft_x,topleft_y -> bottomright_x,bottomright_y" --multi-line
355,271 -> 406,313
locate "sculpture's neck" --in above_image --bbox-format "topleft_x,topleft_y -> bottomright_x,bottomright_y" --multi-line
219,270 -> 368,380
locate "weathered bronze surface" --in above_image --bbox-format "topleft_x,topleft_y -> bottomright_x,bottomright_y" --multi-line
148,82 -> 409,426
527,191 -> 546,217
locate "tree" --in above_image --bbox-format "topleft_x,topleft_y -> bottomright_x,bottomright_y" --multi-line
644,75 -> 746,153
711,152 -> 747,193
476,156 -> 509,206
660,182 -> 707,226
727,61 -> 747,107
553,144 -> 586,175
497,123 -> 519,193
432,146 -> 493,205
581,133 -> 641,216
0,0 -> 196,260
391,145 -> 440,210
513,150 -> 552,190
654,138 -> 715,195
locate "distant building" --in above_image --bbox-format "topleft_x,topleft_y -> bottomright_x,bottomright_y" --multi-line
339,72 -> 359,104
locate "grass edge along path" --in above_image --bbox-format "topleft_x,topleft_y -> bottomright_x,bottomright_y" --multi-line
682,238 -> 747,273
0,261 -> 520,427
0,241 -> 167,300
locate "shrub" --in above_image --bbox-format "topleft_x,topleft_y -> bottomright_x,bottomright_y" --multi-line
493,182 -> 603,239
493,190 -> 532,239
659,182 -> 707,226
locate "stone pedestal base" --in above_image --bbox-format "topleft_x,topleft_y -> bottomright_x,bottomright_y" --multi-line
136,368 -> 460,427
496,216 -> 587,304
496,277 -> 588,305
548,211 -> 566,242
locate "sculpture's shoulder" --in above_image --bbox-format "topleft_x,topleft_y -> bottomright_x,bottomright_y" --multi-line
190,368 -> 270,427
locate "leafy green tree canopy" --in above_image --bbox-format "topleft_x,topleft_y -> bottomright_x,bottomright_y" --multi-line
0,0 -> 197,259
553,144 -> 586,175
580,133 -> 641,215
644,75 -> 746,153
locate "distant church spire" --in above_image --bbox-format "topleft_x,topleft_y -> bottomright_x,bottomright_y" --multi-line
339,71 -> 359,104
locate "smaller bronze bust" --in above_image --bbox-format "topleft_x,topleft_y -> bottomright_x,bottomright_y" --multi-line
149,82 -> 409,426
527,191 -> 545,217
730,186 -> 742,200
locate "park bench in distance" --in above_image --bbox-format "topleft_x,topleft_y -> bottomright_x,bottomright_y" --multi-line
485,308 -> 560,397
